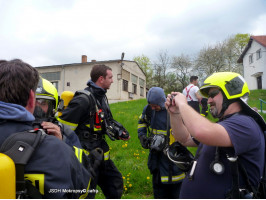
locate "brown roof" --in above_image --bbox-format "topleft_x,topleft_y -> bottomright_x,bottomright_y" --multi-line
237,35 -> 266,63
251,35 -> 266,47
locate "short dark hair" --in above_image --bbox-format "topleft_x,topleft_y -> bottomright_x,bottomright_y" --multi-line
190,76 -> 198,82
90,64 -> 112,82
0,59 -> 39,107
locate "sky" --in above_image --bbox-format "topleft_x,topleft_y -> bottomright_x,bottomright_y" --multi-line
0,0 -> 266,67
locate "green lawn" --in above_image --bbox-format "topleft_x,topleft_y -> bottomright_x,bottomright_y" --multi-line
95,90 -> 266,199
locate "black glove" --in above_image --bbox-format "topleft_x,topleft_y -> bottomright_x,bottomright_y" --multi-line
139,135 -> 150,149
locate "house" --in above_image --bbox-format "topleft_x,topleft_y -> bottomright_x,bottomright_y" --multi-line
238,35 -> 266,90
36,55 -> 146,100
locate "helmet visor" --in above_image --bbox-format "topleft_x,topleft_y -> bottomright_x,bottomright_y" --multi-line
34,99 -> 55,119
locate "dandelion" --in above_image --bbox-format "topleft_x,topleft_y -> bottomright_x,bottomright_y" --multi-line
122,144 -> 125,148
124,144 -> 128,147
147,176 -> 150,180
123,176 -> 125,179
129,184 -> 132,187
127,178 -> 130,180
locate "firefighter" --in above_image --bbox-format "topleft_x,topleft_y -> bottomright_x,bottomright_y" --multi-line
0,59 -> 92,198
57,64 -> 129,199
138,87 -> 185,198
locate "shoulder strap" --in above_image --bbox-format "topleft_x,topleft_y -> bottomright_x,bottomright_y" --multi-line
0,129 -> 45,198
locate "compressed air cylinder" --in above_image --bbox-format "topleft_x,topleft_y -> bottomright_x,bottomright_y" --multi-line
57,91 -> 74,116
0,153 -> 16,199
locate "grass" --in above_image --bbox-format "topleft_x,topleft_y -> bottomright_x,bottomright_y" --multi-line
95,90 -> 266,199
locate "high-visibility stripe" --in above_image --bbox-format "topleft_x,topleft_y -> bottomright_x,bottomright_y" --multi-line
57,117 -> 78,131
138,124 -> 147,129
161,173 -> 185,183
79,178 -> 91,199
151,129 -> 167,135
85,124 -> 102,131
104,151 -> 110,161
73,146 -> 83,163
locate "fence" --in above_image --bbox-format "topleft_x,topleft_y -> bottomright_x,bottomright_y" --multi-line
259,99 -> 266,113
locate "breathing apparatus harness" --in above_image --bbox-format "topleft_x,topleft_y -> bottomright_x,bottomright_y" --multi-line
75,90 -> 129,142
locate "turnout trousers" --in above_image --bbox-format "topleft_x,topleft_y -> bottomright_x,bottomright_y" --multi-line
152,170 -> 182,199
91,159 -> 123,199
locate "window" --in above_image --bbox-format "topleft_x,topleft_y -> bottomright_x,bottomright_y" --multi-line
249,54 -> 253,64
256,49 -> 262,60
51,81 -> 58,91
132,83 -> 137,94
123,79 -> 128,91
40,72 -> 61,81
140,86 -> 144,96
131,74 -> 138,84
67,82 -> 70,86
139,78 -> 145,87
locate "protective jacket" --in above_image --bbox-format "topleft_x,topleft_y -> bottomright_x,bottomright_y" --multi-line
0,101 -> 92,198
57,80 -> 124,198
58,80 -> 111,158
138,88 -> 185,184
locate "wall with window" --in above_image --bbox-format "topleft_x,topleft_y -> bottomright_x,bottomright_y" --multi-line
36,60 -> 146,100
243,40 -> 266,89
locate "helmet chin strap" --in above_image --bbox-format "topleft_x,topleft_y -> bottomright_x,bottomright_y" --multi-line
218,92 -> 238,119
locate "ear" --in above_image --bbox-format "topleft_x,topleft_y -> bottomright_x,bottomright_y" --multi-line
25,90 -> 36,114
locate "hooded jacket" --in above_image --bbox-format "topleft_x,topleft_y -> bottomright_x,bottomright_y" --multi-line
0,101 -> 92,198
138,87 -> 185,184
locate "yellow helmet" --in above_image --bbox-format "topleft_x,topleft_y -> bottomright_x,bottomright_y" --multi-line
34,77 -> 59,119
200,72 -> 250,100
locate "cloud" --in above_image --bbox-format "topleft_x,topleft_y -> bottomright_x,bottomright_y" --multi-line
0,0 -> 265,66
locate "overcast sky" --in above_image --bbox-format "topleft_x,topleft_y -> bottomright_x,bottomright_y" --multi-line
1,0 -> 266,67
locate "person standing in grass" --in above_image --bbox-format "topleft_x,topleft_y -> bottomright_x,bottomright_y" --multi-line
138,87 -> 185,198
166,72 -> 265,198
183,76 -> 202,113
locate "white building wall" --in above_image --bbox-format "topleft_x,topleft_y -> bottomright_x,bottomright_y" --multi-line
243,41 -> 266,90
36,60 -> 146,100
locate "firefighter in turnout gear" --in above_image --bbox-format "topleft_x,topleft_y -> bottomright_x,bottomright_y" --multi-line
58,64 -> 129,199
0,59 -> 92,198
138,87 -> 185,198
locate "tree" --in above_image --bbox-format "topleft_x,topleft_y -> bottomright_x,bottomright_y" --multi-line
133,55 -> 153,88
153,50 -> 171,89
171,54 -> 192,89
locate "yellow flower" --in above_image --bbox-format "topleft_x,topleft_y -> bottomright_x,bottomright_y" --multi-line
147,176 -> 150,180
122,144 -> 125,148
124,144 -> 128,147
125,188 -> 128,191
123,176 -> 125,179
129,184 -> 132,187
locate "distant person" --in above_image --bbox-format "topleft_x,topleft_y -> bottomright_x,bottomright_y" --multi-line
183,76 -> 202,113
138,87 -> 185,198
0,59 -> 92,198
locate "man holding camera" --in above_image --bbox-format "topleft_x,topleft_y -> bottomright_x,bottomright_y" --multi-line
138,87 -> 185,198
58,64 -> 129,199
166,72 -> 265,198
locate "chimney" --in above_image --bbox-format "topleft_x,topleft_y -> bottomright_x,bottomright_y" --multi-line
91,59 -> 96,62
82,55 -> 87,63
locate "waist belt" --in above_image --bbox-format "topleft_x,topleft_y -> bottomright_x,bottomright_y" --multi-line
82,132 -> 105,140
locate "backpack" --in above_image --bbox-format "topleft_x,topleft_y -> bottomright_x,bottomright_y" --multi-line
0,129 -> 45,198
